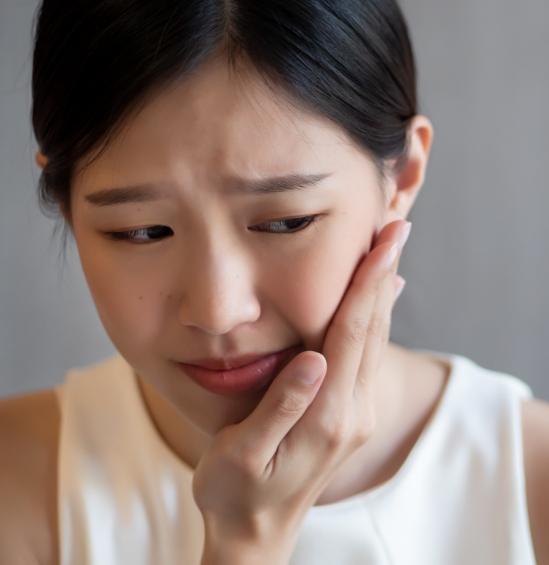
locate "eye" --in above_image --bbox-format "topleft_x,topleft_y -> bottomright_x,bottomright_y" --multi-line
104,225 -> 173,244
103,214 -> 322,244
250,214 -> 322,234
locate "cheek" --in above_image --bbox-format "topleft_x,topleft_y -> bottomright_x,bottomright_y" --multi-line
263,231 -> 369,346
77,241 -> 163,347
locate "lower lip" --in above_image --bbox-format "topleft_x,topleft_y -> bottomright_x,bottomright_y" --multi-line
177,345 -> 303,396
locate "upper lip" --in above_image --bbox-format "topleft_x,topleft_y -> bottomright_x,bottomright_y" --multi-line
181,345 -> 299,371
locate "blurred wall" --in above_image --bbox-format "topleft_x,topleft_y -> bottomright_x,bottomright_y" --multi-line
1,0 -> 547,399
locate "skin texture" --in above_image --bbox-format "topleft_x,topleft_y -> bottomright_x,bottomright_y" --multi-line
28,55 -> 549,564
62,54 -> 434,506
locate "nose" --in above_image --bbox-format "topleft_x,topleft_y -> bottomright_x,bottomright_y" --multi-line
176,246 -> 261,336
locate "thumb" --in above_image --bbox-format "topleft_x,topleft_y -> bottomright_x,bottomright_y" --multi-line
239,351 -> 327,470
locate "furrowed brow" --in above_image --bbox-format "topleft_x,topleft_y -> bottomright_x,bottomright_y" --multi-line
84,172 -> 332,207
224,172 -> 333,195
84,184 -> 169,207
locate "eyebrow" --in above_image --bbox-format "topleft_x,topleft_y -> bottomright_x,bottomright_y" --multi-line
83,172 -> 333,207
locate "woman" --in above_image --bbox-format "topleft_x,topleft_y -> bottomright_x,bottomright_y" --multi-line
1,0 -> 548,563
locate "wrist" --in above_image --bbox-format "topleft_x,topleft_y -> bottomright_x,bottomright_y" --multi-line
200,540 -> 266,565
200,517 -> 296,565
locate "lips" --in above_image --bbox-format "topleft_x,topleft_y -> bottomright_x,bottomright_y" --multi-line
185,350 -> 286,371
177,344 -> 303,396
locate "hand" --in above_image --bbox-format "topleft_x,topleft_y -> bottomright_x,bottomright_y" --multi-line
193,219 -> 411,563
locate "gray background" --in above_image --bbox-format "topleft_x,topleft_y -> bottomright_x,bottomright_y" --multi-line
1,1 -> 547,399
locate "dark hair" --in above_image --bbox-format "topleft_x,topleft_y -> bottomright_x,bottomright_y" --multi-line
31,0 -> 418,261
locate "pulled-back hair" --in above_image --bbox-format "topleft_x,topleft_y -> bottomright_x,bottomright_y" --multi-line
31,0 -> 418,257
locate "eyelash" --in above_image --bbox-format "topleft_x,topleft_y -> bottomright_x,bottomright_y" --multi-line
104,214 -> 322,244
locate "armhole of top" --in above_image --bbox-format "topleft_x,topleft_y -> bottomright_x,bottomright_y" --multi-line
513,387 -> 538,564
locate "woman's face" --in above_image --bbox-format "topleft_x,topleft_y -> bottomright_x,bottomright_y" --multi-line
70,57 -> 403,435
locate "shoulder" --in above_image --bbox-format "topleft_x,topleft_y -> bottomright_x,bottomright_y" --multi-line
522,397 -> 549,565
0,388 -> 60,565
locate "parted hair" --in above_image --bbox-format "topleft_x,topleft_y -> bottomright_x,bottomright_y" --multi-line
31,0 -> 418,258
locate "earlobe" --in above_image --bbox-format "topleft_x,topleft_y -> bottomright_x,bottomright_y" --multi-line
35,150 -> 48,169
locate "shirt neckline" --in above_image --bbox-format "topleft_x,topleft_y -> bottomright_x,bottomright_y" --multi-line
125,348 -> 464,513
305,349 -> 464,515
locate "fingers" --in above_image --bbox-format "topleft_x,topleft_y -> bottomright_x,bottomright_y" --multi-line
352,269 -> 398,403
394,275 -> 406,301
234,350 -> 328,472
309,221 -> 411,411
220,219 -> 410,476
372,219 -> 406,250
352,223 -> 410,404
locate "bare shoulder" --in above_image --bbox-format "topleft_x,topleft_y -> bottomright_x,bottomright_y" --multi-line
522,397 -> 549,565
0,388 -> 60,565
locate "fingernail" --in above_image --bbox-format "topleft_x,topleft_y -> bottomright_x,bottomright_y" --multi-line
381,243 -> 399,271
296,356 -> 325,385
297,370 -> 322,385
397,221 -> 412,251
395,276 -> 406,300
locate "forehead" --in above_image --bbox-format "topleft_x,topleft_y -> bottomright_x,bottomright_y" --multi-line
73,56 -> 371,193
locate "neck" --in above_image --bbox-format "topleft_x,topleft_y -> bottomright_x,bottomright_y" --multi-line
136,342 -> 414,502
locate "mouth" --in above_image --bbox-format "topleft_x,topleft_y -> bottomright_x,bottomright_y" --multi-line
183,348 -> 290,371
176,344 -> 304,396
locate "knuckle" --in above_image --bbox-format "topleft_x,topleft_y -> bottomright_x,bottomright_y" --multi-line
228,445 -> 262,478
355,369 -> 371,389
382,320 -> 392,343
216,431 -> 260,477
318,417 -> 350,449
274,391 -> 307,418
237,454 -> 262,479
366,314 -> 388,341
341,316 -> 369,348
353,416 -> 376,445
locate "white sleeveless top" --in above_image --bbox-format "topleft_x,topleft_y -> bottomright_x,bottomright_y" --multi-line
54,349 -> 537,564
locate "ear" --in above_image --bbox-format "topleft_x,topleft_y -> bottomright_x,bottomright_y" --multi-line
35,150 -> 48,169
35,150 -> 73,227
383,115 -> 434,223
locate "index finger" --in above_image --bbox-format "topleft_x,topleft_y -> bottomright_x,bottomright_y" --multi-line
302,224 -> 407,424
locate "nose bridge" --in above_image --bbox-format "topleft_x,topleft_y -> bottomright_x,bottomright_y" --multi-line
177,229 -> 260,335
